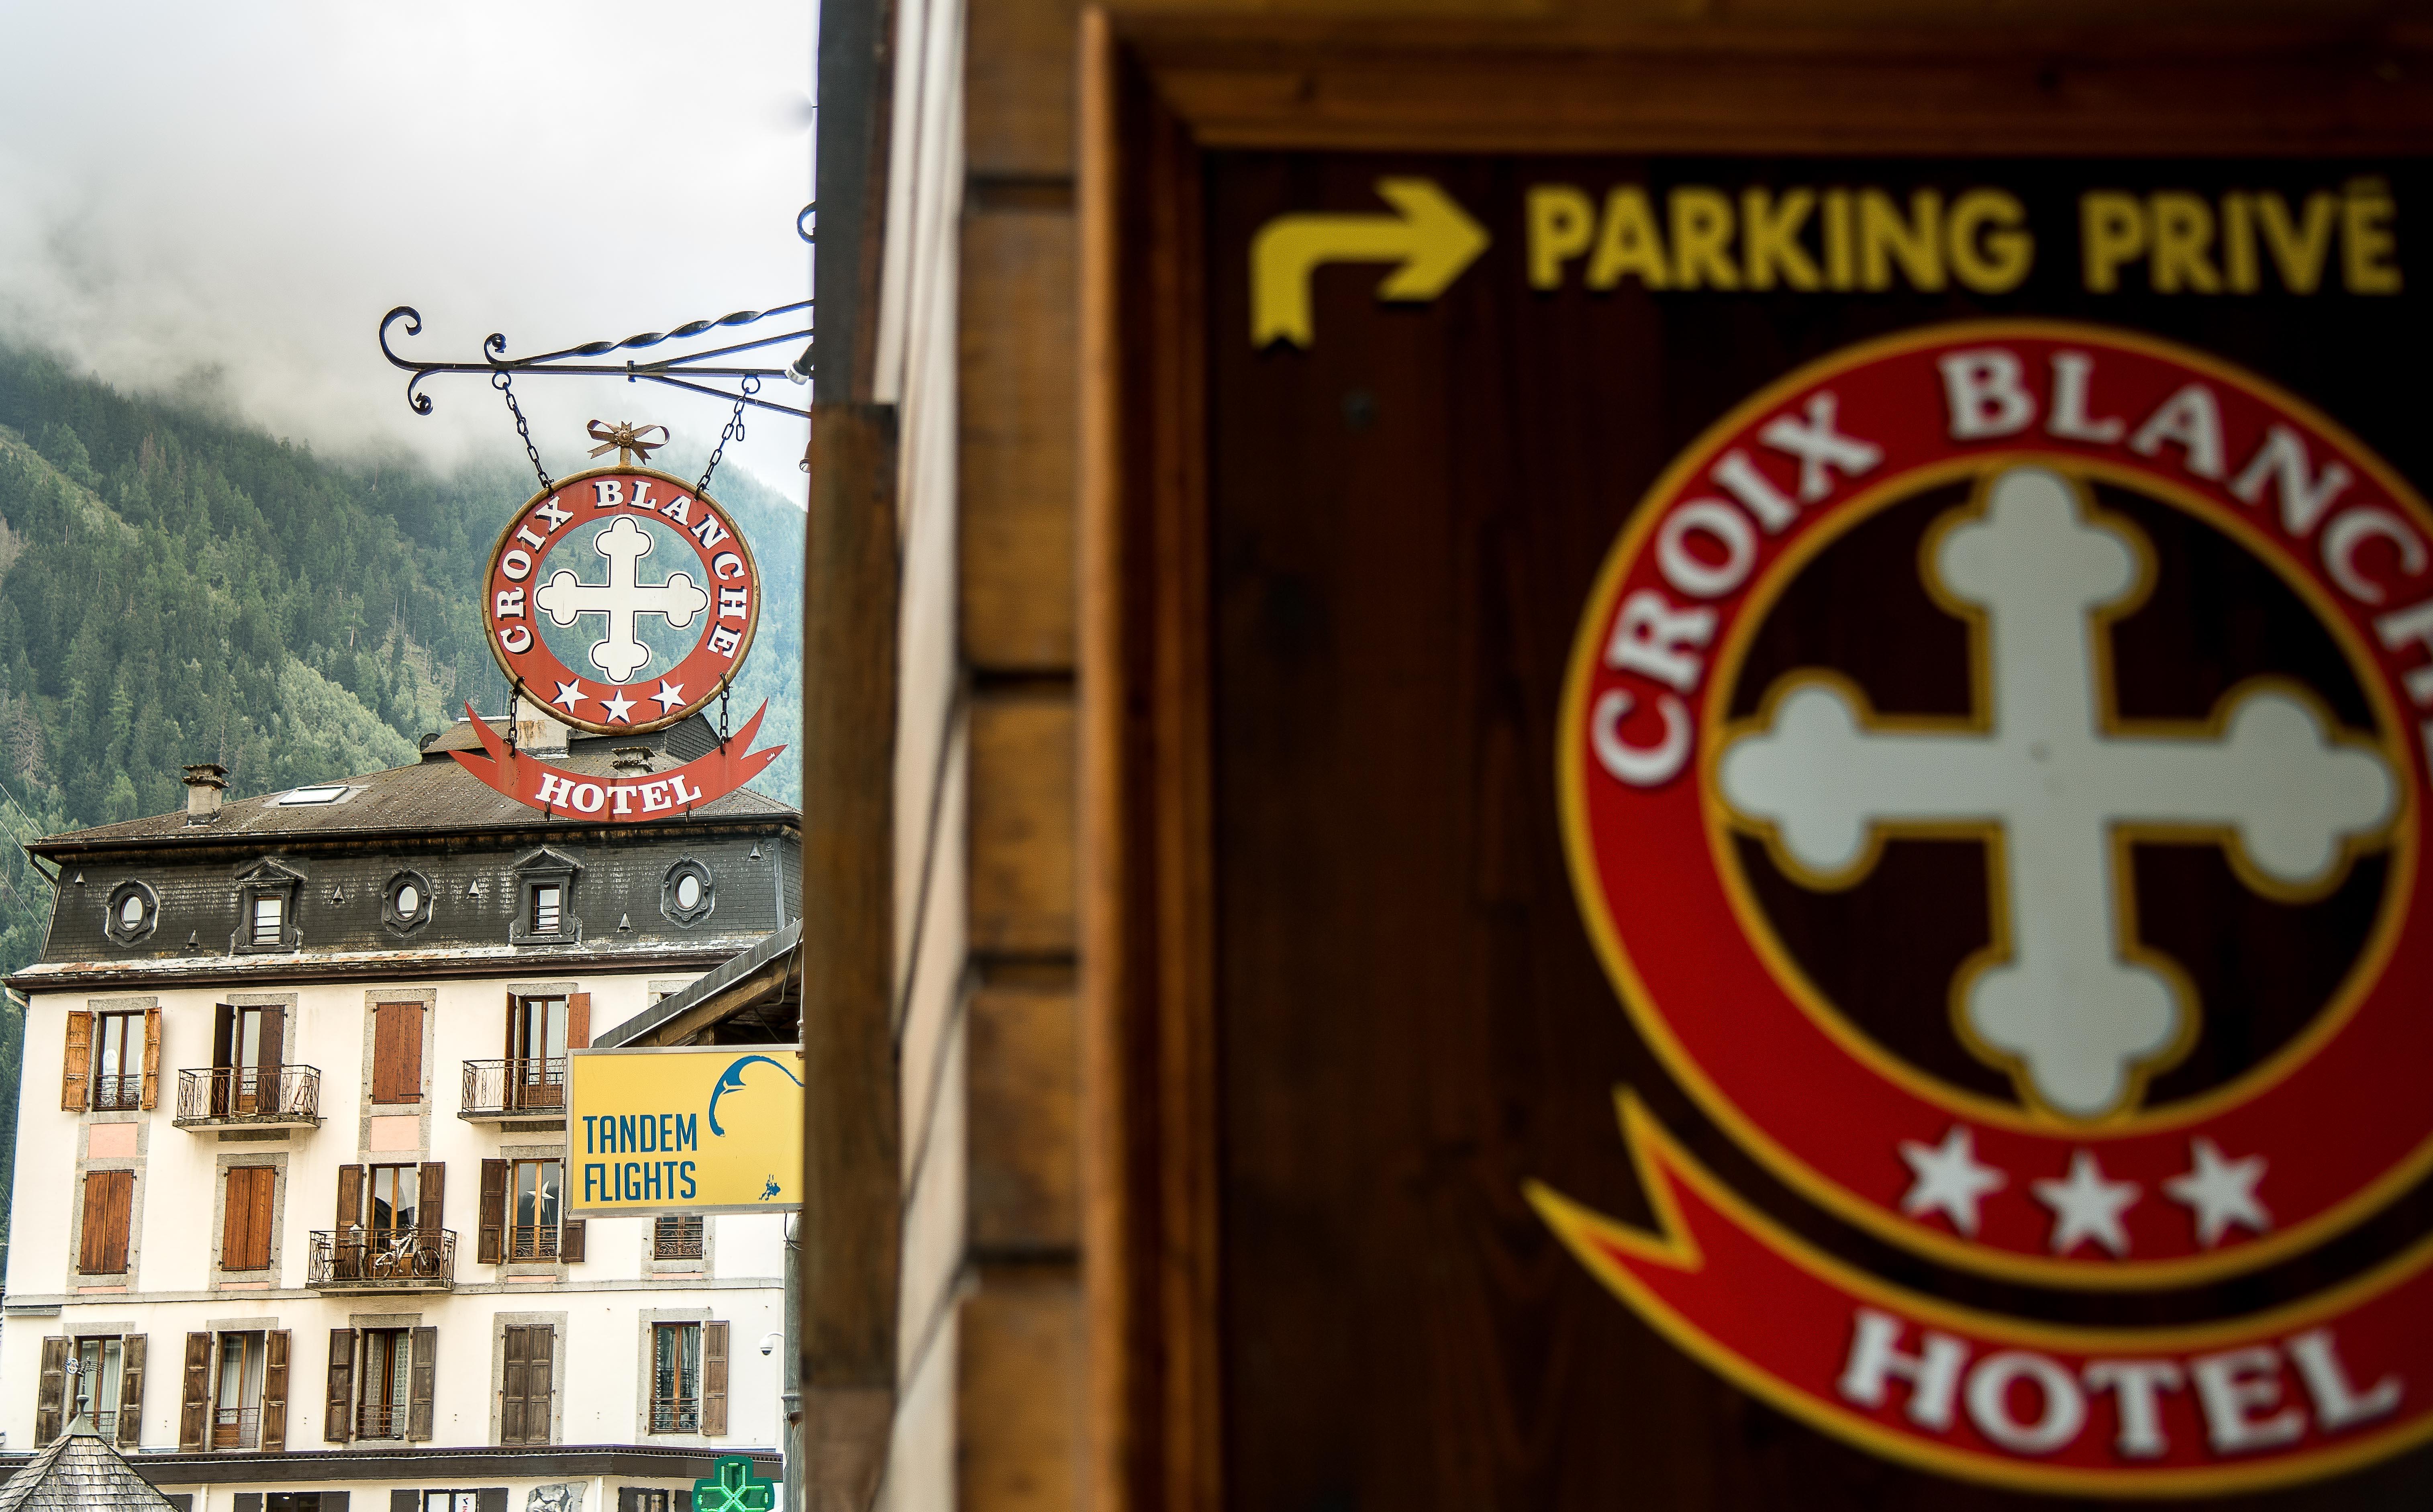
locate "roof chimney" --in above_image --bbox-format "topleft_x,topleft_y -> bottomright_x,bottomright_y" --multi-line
182,763 -> 227,824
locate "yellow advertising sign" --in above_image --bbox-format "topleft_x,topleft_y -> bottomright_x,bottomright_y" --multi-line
566,1046 -> 803,1215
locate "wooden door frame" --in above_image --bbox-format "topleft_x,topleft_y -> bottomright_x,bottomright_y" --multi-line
1076,17 -> 2433,1510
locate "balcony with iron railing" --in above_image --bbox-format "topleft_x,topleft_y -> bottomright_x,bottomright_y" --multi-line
459,1058 -> 567,1122
173,1066 -> 322,1131
356,1403 -> 409,1440
306,1228 -> 456,1294
212,1405 -> 260,1450
91,1073 -> 145,1112
649,1396 -> 701,1434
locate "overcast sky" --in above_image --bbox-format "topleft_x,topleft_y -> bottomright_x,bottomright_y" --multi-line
0,1 -> 814,498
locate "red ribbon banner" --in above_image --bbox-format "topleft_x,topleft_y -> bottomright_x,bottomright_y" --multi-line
449,699 -> 784,820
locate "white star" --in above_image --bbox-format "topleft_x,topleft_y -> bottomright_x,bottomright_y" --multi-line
1898,1125 -> 2007,1236
2162,1138 -> 2270,1249
2033,1151 -> 2140,1257
551,680 -> 587,712
600,690 -> 638,724
651,679 -> 687,714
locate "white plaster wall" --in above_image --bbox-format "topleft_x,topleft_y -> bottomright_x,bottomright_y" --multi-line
0,966 -> 789,1463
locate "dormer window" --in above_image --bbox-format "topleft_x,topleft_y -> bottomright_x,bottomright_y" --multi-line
381,870 -> 433,937
231,857 -> 306,954
508,846 -> 582,946
661,858 -> 714,928
532,884 -> 563,935
104,882 -> 158,945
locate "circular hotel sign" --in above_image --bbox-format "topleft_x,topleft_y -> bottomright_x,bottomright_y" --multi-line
482,465 -> 762,735
1534,320 -> 2433,1493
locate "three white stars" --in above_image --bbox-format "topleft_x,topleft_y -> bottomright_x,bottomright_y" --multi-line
2163,1137 -> 2270,1249
1898,1128 -> 2271,1257
600,690 -> 638,724
651,680 -> 687,714
1898,1126 -> 2006,1236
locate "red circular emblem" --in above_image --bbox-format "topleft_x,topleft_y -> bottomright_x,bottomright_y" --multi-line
482,466 -> 761,735
1560,320 -> 2433,1288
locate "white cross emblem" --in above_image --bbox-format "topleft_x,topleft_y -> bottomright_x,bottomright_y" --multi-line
1720,465 -> 2396,1119
534,516 -> 711,684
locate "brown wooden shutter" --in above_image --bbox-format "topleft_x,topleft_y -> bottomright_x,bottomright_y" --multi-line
559,1217 -> 586,1263
530,1324 -> 555,1443
223,1167 -> 273,1271
139,1006 -> 162,1110
178,1332 -> 210,1451
373,1002 -> 423,1103
60,1009 -> 91,1111
35,1337 -> 67,1448
478,1159 -> 507,1263
116,1334 -> 145,1448
504,990 -> 519,1059
567,991 -> 591,1050
500,1324 -> 531,1444
407,1326 -> 436,1440
418,1161 -> 445,1235
260,1330 -> 290,1452
335,1163 -> 363,1230
322,1329 -> 355,1443
257,1003 -> 285,1095
82,1170 -> 131,1273
700,1320 -> 729,1436
210,1004 -> 236,1115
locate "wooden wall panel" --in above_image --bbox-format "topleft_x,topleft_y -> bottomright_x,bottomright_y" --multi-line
971,694 -> 1080,955
969,979 -> 1082,1251
958,1266 -> 1086,1512
961,210 -> 1081,672
969,0 -> 1083,179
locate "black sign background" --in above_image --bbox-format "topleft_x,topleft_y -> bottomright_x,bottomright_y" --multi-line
1203,154 -> 2433,1510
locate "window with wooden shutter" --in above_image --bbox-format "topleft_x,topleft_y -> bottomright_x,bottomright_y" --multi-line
36,1337 -> 66,1448
567,991 -> 591,1049
222,1166 -> 274,1271
322,1329 -> 355,1443
117,1334 -> 145,1448
700,1320 -> 729,1436
60,1009 -> 91,1111
500,1323 -> 555,1445
260,1330 -> 290,1452
179,1332 -> 211,1451
80,1169 -> 132,1273
478,1159 -> 508,1264
371,1001 -> 423,1104
256,1004 -> 284,1110
560,1217 -> 586,1263
335,1163 -> 364,1228
407,1326 -> 437,1441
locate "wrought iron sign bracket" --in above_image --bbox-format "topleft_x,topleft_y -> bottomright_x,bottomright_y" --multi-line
378,205 -> 815,421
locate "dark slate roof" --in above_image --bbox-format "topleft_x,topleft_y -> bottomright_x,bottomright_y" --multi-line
0,1430 -> 176,1511
33,714 -> 793,855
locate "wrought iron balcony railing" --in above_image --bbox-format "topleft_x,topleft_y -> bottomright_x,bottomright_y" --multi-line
649,1396 -> 701,1434
306,1228 -> 456,1292
91,1073 -> 144,1112
212,1405 -> 260,1449
459,1058 -> 567,1121
173,1066 -> 322,1130
356,1403 -> 409,1440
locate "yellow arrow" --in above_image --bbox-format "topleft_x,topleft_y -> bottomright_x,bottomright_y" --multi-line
1250,177 -> 1490,349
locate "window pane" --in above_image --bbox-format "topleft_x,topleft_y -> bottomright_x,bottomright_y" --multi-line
515,1162 -> 537,1226
253,896 -> 282,943
118,894 -> 143,928
537,1161 -> 561,1227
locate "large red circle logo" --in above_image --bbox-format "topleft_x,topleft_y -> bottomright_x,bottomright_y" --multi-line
1559,321 -> 2433,1288
482,466 -> 761,735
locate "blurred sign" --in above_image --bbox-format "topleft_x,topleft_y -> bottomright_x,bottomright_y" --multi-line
567,1046 -> 802,1215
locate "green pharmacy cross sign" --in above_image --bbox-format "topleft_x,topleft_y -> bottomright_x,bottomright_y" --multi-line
694,1455 -> 779,1512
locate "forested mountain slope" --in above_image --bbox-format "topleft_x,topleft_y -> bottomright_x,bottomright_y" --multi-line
0,345 -> 806,1251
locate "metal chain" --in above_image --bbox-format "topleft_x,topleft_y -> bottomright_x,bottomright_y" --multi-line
493,371 -> 554,492
504,677 -> 519,755
718,685 -> 730,746
696,375 -> 759,496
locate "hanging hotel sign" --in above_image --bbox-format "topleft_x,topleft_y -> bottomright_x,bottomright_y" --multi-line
455,461 -> 783,817
1543,320 -> 2433,1494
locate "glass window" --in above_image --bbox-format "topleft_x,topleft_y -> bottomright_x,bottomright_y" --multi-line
213,1331 -> 264,1449
511,1158 -> 563,1259
532,884 -> 563,934
92,1010 -> 144,1110
653,1214 -> 705,1261
367,1164 -> 418,1236
117,894 -> 145,930
674,873 -> 702,910
360,1329 -> 411,1439
72,1337 -> 122,1437
251,894 -> 284,946
650,1323 -> 701,1433
394,881 -> 421,918
277,784 -> 348,805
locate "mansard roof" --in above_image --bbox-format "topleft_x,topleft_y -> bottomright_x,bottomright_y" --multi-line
31,713 -> 794,857
0,1428 -> 176,1511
